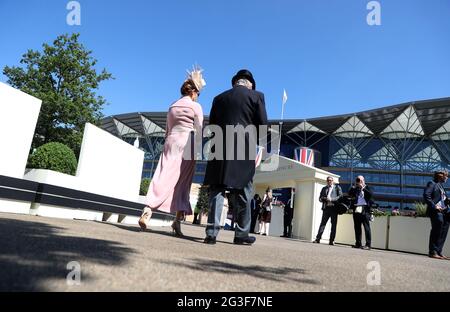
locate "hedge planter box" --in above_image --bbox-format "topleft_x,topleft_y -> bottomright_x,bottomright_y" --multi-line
388,217 -> 450,256
335,214 -> 388,249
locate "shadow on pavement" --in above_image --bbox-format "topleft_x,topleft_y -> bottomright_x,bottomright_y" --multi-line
159,258 -> 320,285
96,221 -> 207,244
0,217 -> 135,291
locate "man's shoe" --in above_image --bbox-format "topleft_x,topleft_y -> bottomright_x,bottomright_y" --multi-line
361,246 -> 371,250
438,254 -> 450,260
233,236 -> 256,245
429,253 -> 444,259
280,234 -> 287,237
352,245 -> 362,249
329,241 -> 335,246
203,236 -> 216,245
313,239 -> 320,244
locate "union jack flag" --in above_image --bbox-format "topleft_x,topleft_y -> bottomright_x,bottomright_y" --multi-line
294,147 -> 314,167
255,146 -> 264,168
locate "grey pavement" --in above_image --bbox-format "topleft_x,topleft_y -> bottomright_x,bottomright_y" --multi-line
0,212 -> 449,292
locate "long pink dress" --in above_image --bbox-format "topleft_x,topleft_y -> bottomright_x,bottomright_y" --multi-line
145,96 -> 203,215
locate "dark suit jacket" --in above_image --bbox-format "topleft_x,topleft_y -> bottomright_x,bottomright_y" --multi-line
423,180 -> 448,216
348,185 -> 374,211
319,185 -> 343,210
204,85 -> 268,189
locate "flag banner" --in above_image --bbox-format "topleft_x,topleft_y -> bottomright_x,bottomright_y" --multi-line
282,89 -> 288,106
294,147 -> 314,167
255,145 -> 264,168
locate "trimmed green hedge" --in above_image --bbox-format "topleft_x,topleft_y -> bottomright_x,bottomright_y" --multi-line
28,142 -> 78,175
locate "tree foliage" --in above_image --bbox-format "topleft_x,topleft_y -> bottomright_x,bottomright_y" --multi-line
3,33 -> 113,155
195,185 -> 210,215
140,178 -> 151,196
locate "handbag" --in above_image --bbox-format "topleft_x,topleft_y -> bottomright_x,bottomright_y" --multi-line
336,202 -> 349,215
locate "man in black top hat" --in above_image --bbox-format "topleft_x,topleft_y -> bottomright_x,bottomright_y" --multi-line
424,169 -> 450,259
203,69 -> 268,245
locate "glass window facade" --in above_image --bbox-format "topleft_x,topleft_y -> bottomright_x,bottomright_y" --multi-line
103,102 -> 450,211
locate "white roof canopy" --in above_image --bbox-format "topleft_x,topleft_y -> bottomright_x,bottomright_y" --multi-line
288,121 -> 325,134
334,116 -> 373,138
140,115 -> 166,136
380,106 -> 424,139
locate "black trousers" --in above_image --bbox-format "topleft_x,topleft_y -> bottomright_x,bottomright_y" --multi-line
283,215 -> 293,237
353,209 -> 371,247
316,206 -> 338,242
250,210 -> 259,233
429,211 -> 450,256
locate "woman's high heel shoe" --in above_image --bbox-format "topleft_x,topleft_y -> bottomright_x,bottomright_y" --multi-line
138,207 -> 152,231
171,220 -> 183,237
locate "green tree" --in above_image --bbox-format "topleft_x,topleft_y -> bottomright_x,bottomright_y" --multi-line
195,185 -> 210,215
3,33 -> 113,156
140,178 -> 151,196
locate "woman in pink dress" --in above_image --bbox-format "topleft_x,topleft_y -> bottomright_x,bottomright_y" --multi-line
138,67 -> 205,237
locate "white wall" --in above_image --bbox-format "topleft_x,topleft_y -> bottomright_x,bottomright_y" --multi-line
0,82 -> 41,178
22,124 -> 145,222
76,123 -> 144,202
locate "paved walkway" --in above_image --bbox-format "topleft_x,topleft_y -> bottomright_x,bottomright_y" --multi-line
1,212 -> 449,292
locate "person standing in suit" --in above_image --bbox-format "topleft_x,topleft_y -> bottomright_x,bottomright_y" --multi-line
313,177 -> 342,245
348,175 -> 373,250
423,169 -> 450,259
203,69 -> 268,245
250,194 -> 262,234
281,189 -> 295,238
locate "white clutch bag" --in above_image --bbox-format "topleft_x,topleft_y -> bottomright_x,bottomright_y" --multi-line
355,206 -> 363,214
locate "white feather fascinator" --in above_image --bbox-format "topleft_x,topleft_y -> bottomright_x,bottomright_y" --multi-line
186,65 -> 206,92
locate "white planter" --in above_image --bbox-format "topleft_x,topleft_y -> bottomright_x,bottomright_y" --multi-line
24,169 -> 79,190
0,199 -> 31,215
24,169 -> 102,221
388,216 -> 450,255
335,214 -> 388,249
30,203 -> 103,222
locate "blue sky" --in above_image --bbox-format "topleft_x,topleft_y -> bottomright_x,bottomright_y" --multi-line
1,0 -> 449,120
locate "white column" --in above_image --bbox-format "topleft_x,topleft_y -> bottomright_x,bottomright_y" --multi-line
292,179 -> 326,241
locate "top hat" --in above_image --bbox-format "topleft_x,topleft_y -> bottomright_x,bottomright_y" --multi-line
232,69 -> 256,90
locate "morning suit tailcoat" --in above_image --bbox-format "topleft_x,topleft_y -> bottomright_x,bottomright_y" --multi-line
204,85 -> 268,189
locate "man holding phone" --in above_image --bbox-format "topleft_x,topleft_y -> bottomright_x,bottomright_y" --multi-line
348,175 -> 373,250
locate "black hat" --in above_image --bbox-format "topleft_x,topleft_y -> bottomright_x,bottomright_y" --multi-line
232,69 -> 256,90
